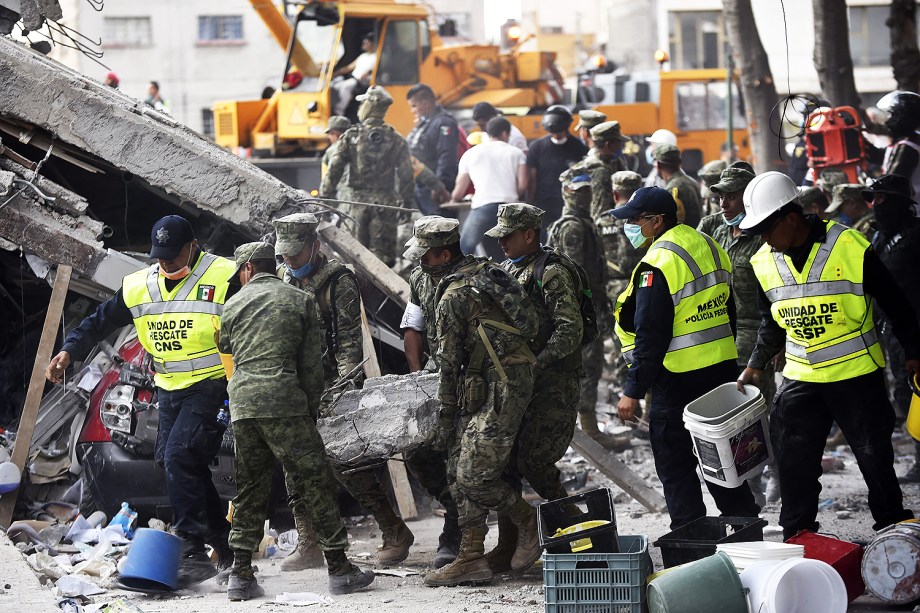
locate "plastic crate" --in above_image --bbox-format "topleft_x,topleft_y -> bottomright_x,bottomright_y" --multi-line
539,488 -> 619,554
544,535 -> 652,613
653,516 -> 767,568
786,530 -> 864,602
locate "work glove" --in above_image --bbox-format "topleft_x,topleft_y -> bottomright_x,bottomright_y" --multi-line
430,408 -> 457,452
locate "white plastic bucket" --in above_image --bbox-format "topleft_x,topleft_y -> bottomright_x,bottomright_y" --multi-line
741,558 -> 848,613
717,541 -> 804,571
684,386 -> 773,488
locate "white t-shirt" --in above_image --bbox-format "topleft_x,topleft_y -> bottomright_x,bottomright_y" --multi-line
458,140 -> 527,208
480,124 -> 528,153
352,52 -> 376,81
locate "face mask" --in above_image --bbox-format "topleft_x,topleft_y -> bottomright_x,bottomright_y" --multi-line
550,136 -> 568,145
510,254 -> 528,264
159,248 -> 194,280
645,148 -> 655,165
421,261 -> 453,280
624,223 -> 649,249
284,244 -> 315,279
835,212 -> 853,227
724,212 -> 746,227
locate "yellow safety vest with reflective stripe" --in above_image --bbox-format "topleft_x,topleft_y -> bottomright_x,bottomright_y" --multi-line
750,220 -> 884,383
614,224 -> 738,373
122,252 -> 235,390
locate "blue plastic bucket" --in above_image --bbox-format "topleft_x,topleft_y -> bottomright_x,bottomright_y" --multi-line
117,528 -> 182,592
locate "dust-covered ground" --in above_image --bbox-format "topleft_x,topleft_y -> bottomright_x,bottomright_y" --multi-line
42,428 -> 920,613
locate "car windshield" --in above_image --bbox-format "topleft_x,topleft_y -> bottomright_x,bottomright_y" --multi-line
283,18 -> 341,92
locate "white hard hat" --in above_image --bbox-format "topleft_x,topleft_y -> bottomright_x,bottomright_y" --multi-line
648,129 -> 677,146
739,171 -> 800,231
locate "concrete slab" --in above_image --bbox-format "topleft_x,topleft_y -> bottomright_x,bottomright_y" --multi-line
0,532 -> 59,612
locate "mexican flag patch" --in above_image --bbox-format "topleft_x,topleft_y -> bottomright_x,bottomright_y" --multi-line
197,285 -> 216,301
639,271 -> 654,288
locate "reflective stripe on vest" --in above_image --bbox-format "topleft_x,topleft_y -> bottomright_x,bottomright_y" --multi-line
751,220 -> 885,383
122,252 -> 235,391
613,225 -> 737,373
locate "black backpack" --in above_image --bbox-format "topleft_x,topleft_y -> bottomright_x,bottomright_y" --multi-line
530,247 -> 600,346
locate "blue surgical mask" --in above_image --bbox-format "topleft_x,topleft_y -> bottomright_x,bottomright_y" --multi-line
624,223 -> 648,249
836,212 -> 853,226
724,212 -> 746,227
510,255 -> 528,264
645,148 -> 655,165
285,261 -> 313,279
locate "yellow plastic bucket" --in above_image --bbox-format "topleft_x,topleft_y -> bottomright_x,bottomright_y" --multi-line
908,374 -> 920,441
552,520 -> 611,553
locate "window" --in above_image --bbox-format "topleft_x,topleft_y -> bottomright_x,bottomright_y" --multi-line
103,17 -> 152,48
849,5 -> 888,67
439,12 -> 472,39
378,20 -> 420,85
198,15 -> 244,44
675,80 -> 747,132
201,109 -> 215,139
668,11 -> 725,70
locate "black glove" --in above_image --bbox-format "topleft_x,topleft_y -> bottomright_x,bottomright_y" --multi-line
430,412 -> 456,452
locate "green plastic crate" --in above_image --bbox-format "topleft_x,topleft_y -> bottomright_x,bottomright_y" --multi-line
544,535 -> 652,613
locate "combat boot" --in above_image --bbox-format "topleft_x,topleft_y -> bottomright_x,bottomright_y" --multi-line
432,512 -> 460,569
377,519 -> 415,565
578,412 -> 623,450
324,549 -> 376,595
507,498 -> 542,572
281,514 -> 325,571
227,573 -> 265,601
424,525 -> 493,586
484,513 -> 518,574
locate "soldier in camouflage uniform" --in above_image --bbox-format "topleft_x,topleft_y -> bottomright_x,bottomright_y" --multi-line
702,165 -> 779,505
549,173 -> 621,449
575,109 -> 607,147
272,214 -> 414,570
219,242 -> 374,600
654,143 -> 704,229
816,168 -> 849,201
698,159 -> 727,218
402,217 -> 542,586
569,121 -> 630,220
321,86 -> 414,266
826,184 -> 874,239
483,203 -> 585,573
600,171 -> 644,307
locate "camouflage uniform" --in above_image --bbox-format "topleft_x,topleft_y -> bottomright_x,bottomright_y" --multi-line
570,121 -> 629,220
487,204 -> 584,501
218,243 -> 348,566
322,116 -> 353,209
698,159 -> 727,217
575,109 -> 607,143
549,174 -> 609,422
655,144 -> 705,229
827,184 -> 875,240
600,171 -> 644,305
273,215 -> 410,564
321,87 -> 414,266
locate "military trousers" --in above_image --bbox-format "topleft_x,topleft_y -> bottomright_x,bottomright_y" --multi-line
448,364 -> 534,528
507,368 -> 580,501
286,464 -> 400,532
348,189 -> 399,267
229,416 -> 349,553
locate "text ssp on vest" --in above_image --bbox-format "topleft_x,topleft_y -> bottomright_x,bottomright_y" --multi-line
778,302 -> 839,340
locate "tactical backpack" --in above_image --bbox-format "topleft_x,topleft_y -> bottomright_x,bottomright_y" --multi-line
530,246 -> 600,346
313,265 -> 355,357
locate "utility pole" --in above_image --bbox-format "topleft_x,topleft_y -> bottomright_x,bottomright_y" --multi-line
726,42 -> 735,164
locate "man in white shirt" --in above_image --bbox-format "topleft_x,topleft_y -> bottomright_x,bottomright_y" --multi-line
332,33 -> 377,115
451,117 -> 528,257
472,102 -> 528,153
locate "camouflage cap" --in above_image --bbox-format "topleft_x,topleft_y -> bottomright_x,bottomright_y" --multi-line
561,172 -> 593,192
817,168 -> 848,192
653,143 -> 681,164
590,120 -> 627,143
826,184 -> 865,213
612,170 -> 643,193
403,215 -> 461,260
356,85 -> 394,111
711,166 -> 756,194
698,160 -> 728,186
272,212 -> 319,257
576,109 -> 607,131
230,241 -> 275,281
796,186 -> 828,209
484,203 -> 544,238
325,115 -> 351,133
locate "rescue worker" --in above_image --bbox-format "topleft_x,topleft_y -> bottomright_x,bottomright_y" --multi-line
796,186 -> 830,218
698,159 -> 727,217
322,116 -> 353,215
399,217 -> 463,568
864,175 -> 920,483
484,203 -> 585,573
612,188 -> 761,529
815,168 -> 849,201
575,109 -> 607,147
272,214 -> 414,569
653,143 -> 705,230
406,83 -> 460,215
825,184 -> 873,238
737,171 -> 918,539
642,129 -> 677,188
551,172 -> 619,449
322,86 -> 414,266
576,121 -> 630,220
876,90 -> 920,198
219,242 -> 374,600
45,216 -> 234,586
403,217 -> 542,586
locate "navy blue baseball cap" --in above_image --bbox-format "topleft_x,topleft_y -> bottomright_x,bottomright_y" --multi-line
150,215 -> 195,259
607,186 -> 677,219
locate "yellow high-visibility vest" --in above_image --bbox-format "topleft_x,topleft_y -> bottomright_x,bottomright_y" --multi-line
122,252 -> 235,390
614,224 -> 738,373
750,220 -> 884,383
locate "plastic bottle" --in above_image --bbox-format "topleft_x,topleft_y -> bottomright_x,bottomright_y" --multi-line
109,501 -> 138,539
217,400 -> 230,428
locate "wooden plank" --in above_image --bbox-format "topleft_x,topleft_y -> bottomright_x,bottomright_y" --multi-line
569,428 -> 668,514
0,265 -> 72,528
360,304 -> 417,520
319,223 -> 410,309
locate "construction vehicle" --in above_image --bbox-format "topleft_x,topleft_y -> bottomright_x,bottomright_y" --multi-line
213,0 -> 562,160
576,68 -> 751,174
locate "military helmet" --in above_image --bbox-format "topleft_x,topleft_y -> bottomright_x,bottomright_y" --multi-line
542,105 -> 573,134
877,90 -> 920,139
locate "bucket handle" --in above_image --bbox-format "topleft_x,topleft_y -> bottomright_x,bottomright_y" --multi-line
909,373 -> 920,397
744,587 -> 766,613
